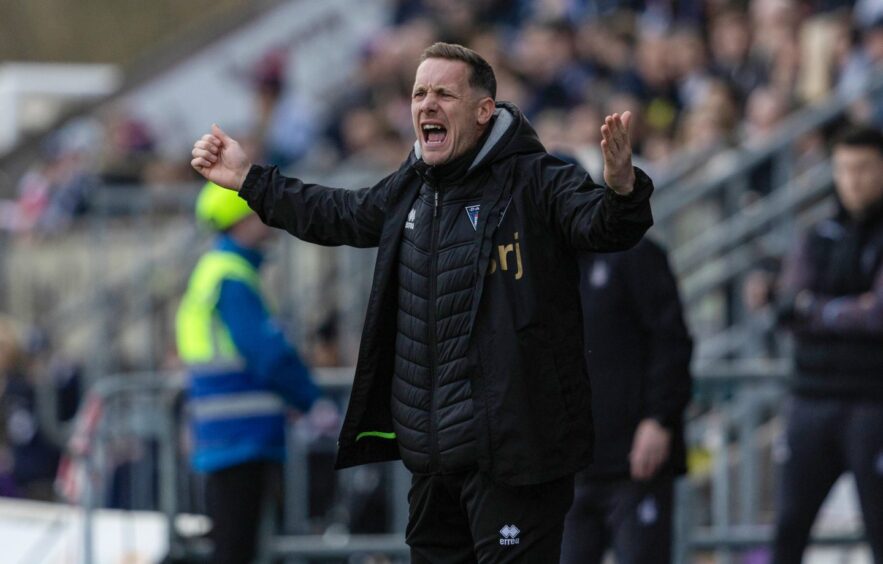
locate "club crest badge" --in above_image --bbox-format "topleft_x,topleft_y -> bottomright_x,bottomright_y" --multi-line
465,205 -> 480,230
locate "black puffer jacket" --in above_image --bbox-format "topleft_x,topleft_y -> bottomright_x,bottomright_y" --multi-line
780,203 -> 883,401
240,102 -> 654,485
578,238 -> 692,479
394,145 -> 489,474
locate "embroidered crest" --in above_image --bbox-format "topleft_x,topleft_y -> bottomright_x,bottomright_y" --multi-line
637,496 -> 659,525
465,204 -> 480,230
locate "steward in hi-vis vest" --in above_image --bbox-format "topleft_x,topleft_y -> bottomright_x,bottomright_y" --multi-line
176,181 -> 322,564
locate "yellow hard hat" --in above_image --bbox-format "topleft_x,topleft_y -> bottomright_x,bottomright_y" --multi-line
195,181 -> 254,231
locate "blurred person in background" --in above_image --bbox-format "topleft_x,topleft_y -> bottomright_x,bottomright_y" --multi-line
2,133 -> 98,237
743,86 -> 793,200
175,182 -> 326,564
0,317 -> 25,498
310,311 -> 342,368
838,15 -> 883,127
512,20 -> 589,117
0,320 -> 77,501
770,126 -> 883,563
97,108 -> 158,185
668,25 -> 714,112
709,8 -> 768,106
191,41 -> 653,563
250,48 -> 317,169
561,237 -> 692,564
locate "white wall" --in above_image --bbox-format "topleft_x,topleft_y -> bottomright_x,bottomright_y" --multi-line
0,63 -> 120,155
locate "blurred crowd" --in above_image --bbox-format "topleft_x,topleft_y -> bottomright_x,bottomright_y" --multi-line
322,0 -> 883,180
3,0 -> 883,238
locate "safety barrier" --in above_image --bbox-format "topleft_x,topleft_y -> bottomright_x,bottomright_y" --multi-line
57,362 -> 872,563
675,360 -> 868,563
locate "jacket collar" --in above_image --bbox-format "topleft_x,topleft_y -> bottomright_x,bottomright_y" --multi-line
216,234 -> 263,269
838,197 -> 883,229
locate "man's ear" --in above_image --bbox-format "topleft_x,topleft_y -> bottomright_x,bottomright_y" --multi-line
476,96 -> 495,126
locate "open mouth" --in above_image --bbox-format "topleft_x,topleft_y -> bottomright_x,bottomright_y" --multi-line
422,123 -> 447,147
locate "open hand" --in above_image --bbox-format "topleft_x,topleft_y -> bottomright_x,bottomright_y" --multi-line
601,111 -> 636,195
629,418 -> 671,481
191,124 -> 251,190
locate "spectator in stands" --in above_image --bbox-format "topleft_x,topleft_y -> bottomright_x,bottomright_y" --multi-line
838,15 -> 883,127
771,126 -> 883,563
743,86 -> 793,199
175,182 -> 324,564
251,48 -> 316,169
561,237 -> 693,564
0,318 -> 24,497
97,108 -> 158,185
512,20 -> 589,117
709,8 -> 768,105
669,25 -> 715,112
1,133 -> 98,237
191,42 -> 653,563
0,319 -> 73,501
13,0 -> 880,241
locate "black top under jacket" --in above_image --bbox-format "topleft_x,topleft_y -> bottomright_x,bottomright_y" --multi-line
578,238 -> 693,479
240,102 -> 654,486
780,201 -> 883,401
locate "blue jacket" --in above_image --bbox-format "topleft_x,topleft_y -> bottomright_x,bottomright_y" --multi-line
183,235 -> 321,472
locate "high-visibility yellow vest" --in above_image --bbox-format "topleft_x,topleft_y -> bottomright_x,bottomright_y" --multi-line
176,250 -> 260,368
176,248 -> 291,472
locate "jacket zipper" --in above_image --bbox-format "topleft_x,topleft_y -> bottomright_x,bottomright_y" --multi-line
428,186 -> 441,471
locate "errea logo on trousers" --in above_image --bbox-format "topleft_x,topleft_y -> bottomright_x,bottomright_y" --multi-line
499,524 -> 521,546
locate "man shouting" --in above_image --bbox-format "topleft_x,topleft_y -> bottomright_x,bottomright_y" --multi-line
191,42 -> 653,563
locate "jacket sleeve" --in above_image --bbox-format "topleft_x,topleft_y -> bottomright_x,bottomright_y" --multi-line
216,279 -> 322,412
625,242 -> 693,429
530,155 -> 654,252
778,231 -> 814,301
779,231 -> 883,336
238,164 -> 395,248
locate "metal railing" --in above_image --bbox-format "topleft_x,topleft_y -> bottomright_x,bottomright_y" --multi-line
67,369 -> 411,563
59,362 -> 872,564
654,70 -> 883,364
674,360 -> 868,563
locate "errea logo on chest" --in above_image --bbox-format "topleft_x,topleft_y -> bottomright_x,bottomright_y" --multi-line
405,208 -> 416,230
499,524 -> 521,545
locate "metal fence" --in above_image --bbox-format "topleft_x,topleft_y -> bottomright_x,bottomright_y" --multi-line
56,362 -> 870,564
68,369 -> 410,563
652,70 -> 883,365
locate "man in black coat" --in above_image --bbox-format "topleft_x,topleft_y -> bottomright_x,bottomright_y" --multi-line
191,42 -> 654,563
771,126 -> 883,564
561,237 -> 692,564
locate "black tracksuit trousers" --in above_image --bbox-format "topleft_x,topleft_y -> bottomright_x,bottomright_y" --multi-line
773,397 -> 883,564
405,468 -> 575,563
205,460 -> 279,564
560,472 -> 674,564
